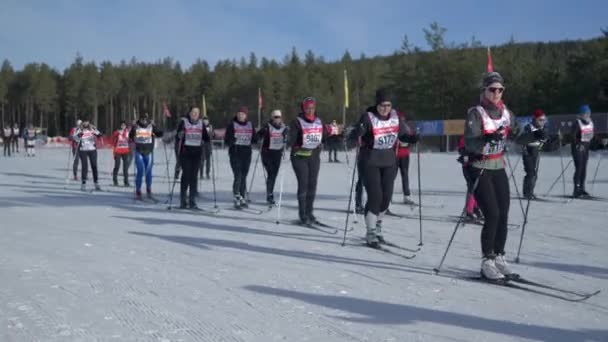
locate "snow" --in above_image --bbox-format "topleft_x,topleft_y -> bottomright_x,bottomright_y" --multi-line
0,147 -> 606,341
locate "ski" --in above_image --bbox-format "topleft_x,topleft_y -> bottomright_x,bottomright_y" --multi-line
380,240 -> 421,253
506,275 -> 601,298
286,220 -> 338,235
167,206 -> 220,215
227,206 -> 265,215
362,241 -> 416,259
394,201 -> 445,209
465,276 -> 595,302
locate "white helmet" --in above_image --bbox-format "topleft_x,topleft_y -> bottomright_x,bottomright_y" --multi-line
270,110 -> 282,118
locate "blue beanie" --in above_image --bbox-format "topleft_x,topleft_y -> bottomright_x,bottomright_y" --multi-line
579,104 -> 591,114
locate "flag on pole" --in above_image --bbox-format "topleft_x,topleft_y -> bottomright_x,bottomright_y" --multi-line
344,69 -> 349,109
202,94 -> 207,117
162,102 -> 172,118
258,88 -> 263,110
486,47 -> 494,73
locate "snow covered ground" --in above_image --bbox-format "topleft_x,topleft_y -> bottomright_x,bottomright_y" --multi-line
0,146 -> 606,342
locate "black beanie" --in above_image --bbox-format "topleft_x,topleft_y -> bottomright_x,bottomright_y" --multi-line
482,72 -> 504,88
375,89 -> 392,105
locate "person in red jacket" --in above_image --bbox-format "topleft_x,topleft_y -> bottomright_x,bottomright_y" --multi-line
394,111 -> 416,205
112,121 -> 131,186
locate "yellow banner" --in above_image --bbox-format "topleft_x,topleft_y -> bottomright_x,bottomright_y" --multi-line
344,69 -> 349,109
443,119 -> 465,135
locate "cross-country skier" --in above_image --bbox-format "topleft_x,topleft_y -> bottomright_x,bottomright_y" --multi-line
257,110 -> 288,205
288,97 -> 326,225
2,123 -> 12,157
200,116 -> 214,179
24,124 -> 36,157
464,71 -> 535,281
570,105 -> 595,198
224,106 -> 257,209
325,120 -> 341,162
12,123 -> 20,153
355,89 -> 418,247
521,109 -> 548,199
176,107 -> 210,209
68,119 -> 82,180
73,118 -> 103,191
112,121 -> 131,187
129,113 -> 163,200
395,111 -> 416,205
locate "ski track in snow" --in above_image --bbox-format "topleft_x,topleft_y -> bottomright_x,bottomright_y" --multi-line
0,148 -> 607,341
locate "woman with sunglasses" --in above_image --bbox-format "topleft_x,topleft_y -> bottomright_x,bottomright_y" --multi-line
464,72 -> 535,281
356,89 -> 418,248
521,109 -> 548,200
288,97 -> 325,225
257,110 -> 288,205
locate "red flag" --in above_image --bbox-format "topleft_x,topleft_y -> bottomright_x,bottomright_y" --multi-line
258,88 -> 263,109
487,47 -> 494,73
163,102 -> 172,118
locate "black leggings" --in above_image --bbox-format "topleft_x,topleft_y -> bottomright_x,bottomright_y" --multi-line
229,149 -> 252,197
3,138 -> 10,156
364,163 -> 397,216
262,150 -> 282,196
572,145 -> 590,190
522,147 -> 540,196
200,143 -> 212,177
291,154 -> 321,219
471,168 -> 510,257
113,153 -> 129,183
181,153 -> 201,201
355,156 -> 365,207
395,156 -> 411,196
72,145 -> 80,177
79,150 -> 99,184
12,137 -> 18,152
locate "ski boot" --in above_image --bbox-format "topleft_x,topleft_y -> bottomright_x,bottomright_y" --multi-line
473,207 -> 484,221
135,190 -> 143,201
180,194 -> 188,209
124,180 -> 130,187
240,196 -> 249,208
365,212 -> 380,248
495,254 -> 516,278
146,188 -> 157,202
267,194 -> 276,206
80,183 -> 86,192
580,189 -> 591,199
189,196 -> 198,210
481,256 -> 505,282
113,178 -> 119,187
234,195 -> 242,209
94,183 -> 102,191
376,211 -> 386,244
403,196 -> 416,205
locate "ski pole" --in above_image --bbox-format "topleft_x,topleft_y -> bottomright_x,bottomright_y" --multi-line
210,141 -> 218,209
167,137 -> 183,209
247,145 -> 261,202
434,160 -> 487,274
508,155 -> 521,180
505,150 -> 526,217
65,139 -> 82,189
558,130 -> 567,197
276,151 -> 286,224
544,160 -> 572,197
515,143 -> 544,263
415,138 -> 423,246
590,151 -> 603,195
163,142 -> 171,194
343,138 -> 350,167
341,145 -> 360,246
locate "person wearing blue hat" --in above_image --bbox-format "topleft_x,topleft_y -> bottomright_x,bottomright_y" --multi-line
570,105 -> 594,198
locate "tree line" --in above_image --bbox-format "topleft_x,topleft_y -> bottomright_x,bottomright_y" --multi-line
0,23 -> 606,136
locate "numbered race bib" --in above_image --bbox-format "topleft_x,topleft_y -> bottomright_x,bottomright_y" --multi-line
80,130 -> 97,151
578,119 -> 594,143
369,110 -> 399,150
135,126 -> 153,145
298,117 -> 323,150
117,129 -> 130,148
268,124 -> 286,150
3,128 -> 11,137
234,121 -> 253,146
477,106 -> 510,158
183,118 -> 203,146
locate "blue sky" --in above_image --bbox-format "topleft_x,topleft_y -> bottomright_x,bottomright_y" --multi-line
1,0 -> 606,71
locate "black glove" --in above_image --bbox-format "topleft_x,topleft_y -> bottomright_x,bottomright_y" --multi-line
533,129 -> 546,141
411,133 -> 420,143
484,131 -> 504,143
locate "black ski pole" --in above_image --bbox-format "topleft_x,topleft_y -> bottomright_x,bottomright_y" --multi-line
247,145 -> 261,202
544,160 -> 572,197
434,160 -> 486,274
341,145 -> 360,246
515,142 -> 544,263
558,129 -> 567,197
505,150 -> 526,217
210,141 -> 218,209
416,138 -> 423,246
163,142 -> 171,195
167,137 -> 183,209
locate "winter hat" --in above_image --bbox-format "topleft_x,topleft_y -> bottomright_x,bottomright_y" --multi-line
482,72 -> 504,88
76,119 -> 82,126
238,106 -> 249,114
301,96 -> 316,110
579,104 -> 591,115
271,110 -> 282,118
533,109 -> 546,119
375,89 -> 392,105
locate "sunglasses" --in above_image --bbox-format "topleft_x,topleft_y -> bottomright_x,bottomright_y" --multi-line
487,87 -> 505,94
272,116 -> 281,119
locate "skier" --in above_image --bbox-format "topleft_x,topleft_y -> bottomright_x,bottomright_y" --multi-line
257,110 -> 288,205
24,124 -> 36,157
457,135 -> 483,222
325,120 -> 341,162
200,116 -> 214,179
355,89 -> 418,247
521,109 -> 548,199
73,118 -> 103,191
570,105 -> 595,198
68,119 -> 82,180
112,121 -> 131,187
2,123 -> 12,157
395,111 -> 415,205
130,113 -> 163,200
12,123 -> 20,153
224,106 -> 257,208
463,71 -> 535,281
287,97 -> 326,224
176,107 -> 210,209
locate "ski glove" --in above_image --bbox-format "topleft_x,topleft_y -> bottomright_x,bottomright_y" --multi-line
484,131 -> 504,143
533,129 -> 546,141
